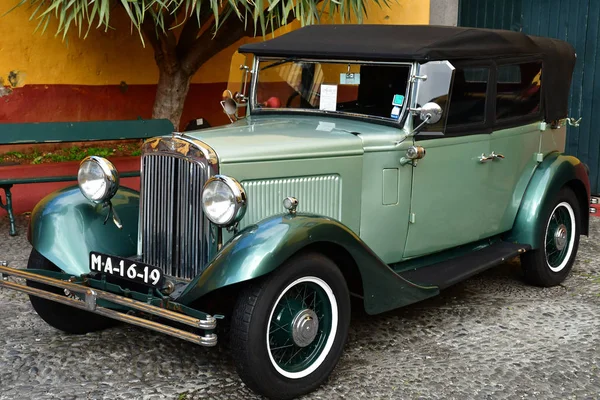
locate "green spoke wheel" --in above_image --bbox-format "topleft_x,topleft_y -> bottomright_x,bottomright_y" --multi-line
521,187 -> 581,287
267,277 -> 337,378
544,201 -> 575,272
230,252 -> 350,400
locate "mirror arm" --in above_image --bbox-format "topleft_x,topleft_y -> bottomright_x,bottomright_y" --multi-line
411,114 -> 431,135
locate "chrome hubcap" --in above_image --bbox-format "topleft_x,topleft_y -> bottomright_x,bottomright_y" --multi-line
291,309 -> 319,347
554,224 -> 568,251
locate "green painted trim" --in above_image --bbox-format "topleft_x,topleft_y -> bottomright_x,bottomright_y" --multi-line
0,119 -> 173,144
505,152 -> 591,247
177,214 -> 438,315
29,186 -> 140,276
0,171 -> 139,185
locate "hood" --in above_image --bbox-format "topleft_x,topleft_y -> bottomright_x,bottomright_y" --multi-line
184,115 -> 365,163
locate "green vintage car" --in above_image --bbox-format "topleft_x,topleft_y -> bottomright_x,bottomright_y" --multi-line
0,25 -> 590,399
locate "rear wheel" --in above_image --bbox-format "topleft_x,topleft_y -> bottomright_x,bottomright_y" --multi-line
27,249 -> 117,334
230,252 -> 350,400
521,187 -> 581,287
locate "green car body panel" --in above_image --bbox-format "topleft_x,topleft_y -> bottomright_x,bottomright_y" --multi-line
506,151 -> 590,247
406,123 -> 541,257
28,186 -> 140,276
177,213 -> 439,314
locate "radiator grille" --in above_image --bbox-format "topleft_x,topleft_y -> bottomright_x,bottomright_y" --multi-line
140,154 -> 211,280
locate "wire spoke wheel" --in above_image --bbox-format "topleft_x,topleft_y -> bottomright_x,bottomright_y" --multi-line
230,252 -> 350,399
543,201 -> 576,272
267,276 -> 337,378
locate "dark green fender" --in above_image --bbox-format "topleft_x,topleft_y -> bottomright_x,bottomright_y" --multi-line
177,214 -> 439,315
29,186 -> 140,276
506,152 -> 590,247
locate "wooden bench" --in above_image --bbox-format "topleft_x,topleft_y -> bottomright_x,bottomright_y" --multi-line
0,119 -> 174,236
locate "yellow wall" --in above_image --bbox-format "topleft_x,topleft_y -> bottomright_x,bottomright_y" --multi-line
0,0 -> 429,86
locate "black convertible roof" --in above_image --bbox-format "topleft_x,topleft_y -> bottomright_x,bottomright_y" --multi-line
240,25 -> 572,62
240,25 -> 576,121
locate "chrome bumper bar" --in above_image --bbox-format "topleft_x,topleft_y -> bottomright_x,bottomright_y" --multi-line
0,263 -> 217,347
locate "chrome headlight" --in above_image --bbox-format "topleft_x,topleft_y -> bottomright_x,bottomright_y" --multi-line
202,175 -> 247,226
77,156 -> 119,203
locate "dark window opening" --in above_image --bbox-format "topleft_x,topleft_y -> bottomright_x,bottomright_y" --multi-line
446,67 -> 489,126
496,62 -> 542,120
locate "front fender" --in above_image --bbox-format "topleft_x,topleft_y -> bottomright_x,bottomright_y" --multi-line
29,186 -> 140,276
506,152 -> 590,248
177,214 -> 438,315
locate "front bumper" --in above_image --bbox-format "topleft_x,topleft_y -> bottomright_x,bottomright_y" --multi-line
0,262 -> 217,347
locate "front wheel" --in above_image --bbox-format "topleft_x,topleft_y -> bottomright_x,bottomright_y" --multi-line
521,187 -> 581,287
230,252 -> 350,400
27,249 -> 117,334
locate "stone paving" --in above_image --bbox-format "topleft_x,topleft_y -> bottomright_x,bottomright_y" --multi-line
0,214 -> 599,399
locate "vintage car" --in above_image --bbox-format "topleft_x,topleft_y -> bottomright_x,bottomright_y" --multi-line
0,25 -> 589,399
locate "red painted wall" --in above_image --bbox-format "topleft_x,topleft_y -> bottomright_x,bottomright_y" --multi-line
0,83 -> 230,128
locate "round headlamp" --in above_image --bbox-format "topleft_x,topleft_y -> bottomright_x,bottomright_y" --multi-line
77,156 -> 119,203
201,175 -> 247,226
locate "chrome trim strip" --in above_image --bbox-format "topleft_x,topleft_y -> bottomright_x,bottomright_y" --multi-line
0,265 -> 217,346
141,135 -> 219,168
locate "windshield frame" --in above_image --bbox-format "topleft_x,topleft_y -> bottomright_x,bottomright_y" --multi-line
249,56 -> 416,128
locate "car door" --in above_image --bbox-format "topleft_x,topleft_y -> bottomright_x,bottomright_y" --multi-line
403,64 -> 496,258
486,61 -> 544,233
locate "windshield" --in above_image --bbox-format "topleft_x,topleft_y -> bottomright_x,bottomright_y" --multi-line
253,59 -> 412,123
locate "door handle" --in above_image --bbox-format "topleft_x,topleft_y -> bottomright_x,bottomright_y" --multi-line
478,152 -> 505,163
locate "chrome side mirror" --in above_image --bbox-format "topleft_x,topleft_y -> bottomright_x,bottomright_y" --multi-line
221,90 -> 239,122
414,102 -> 443,124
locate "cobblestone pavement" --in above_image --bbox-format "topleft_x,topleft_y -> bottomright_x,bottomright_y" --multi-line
0,214 -> 599,400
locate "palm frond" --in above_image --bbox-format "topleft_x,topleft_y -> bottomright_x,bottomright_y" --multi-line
7,0 -> 380,42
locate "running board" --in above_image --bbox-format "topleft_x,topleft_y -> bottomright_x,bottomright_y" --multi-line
397,242 -> 530,289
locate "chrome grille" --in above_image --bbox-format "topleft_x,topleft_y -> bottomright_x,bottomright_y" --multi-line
141,153 -> 211,280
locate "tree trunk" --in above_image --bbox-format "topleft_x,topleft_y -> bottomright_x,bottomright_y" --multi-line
152,67 -> 192,130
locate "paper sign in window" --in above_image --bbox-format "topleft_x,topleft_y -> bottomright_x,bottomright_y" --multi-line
319,84 -> 338,111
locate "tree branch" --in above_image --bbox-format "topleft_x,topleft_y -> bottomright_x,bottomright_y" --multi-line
179,8 -> 297,76
176,10 -> 214,58
180,13 -> 247,75
142,15 -> 179,73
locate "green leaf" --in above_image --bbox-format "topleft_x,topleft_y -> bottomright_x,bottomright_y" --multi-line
98,0 -> 110,30
2,0 -> 27,17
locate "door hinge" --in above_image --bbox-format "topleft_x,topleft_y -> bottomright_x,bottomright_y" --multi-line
409,213 -> 416,224
534,152 -> 544,163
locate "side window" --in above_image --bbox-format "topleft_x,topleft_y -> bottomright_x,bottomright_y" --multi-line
446,67 -> 489,127
496,62 -> 542,120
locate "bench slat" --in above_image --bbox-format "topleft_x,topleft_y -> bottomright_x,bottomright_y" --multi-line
0,171 -> 140,185
0,119 -> 174,145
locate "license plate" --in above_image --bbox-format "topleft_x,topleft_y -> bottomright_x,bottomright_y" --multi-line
89,252 -> 164,287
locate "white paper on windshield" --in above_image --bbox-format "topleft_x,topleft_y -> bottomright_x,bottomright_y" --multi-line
319,84 -> 338,111
316,121 -> 336,132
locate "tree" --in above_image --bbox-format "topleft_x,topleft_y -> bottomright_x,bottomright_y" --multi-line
8,0 -> 386,128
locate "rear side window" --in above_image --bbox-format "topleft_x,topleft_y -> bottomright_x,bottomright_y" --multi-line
496,62 -> 542,120
446,67 -> 489,127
